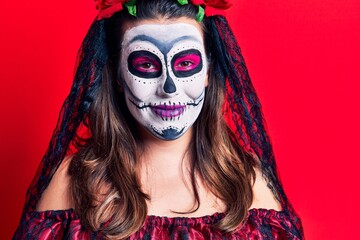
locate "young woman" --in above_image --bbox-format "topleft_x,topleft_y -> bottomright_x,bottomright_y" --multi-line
14,0 -> 303,239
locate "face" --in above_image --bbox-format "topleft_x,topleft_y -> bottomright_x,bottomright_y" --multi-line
120,19 -> 208,140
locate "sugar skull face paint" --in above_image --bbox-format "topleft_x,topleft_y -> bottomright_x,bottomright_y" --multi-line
120,22 -> 208,140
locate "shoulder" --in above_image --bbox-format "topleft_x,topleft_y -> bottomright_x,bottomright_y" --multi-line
250,168 -> 282,211
36,155 -> 74,211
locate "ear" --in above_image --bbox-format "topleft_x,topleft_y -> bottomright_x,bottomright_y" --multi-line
204,73 -> 209,87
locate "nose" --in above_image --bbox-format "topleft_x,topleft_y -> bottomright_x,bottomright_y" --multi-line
156,66 -> 180,97
157,73 -> 178,97
163,75 -> 176,94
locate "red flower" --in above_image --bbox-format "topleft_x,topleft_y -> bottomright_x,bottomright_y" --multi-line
95,0 -> 128,20
190,0 -> 232,9
190,0 -> 232,17
95,0 -> 232,20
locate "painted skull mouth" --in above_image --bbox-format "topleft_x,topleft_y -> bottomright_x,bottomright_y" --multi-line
128,92 -> 204,121
151,104 -> 186,118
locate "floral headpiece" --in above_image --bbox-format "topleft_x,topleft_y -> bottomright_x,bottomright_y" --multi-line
95,0 -> 232,21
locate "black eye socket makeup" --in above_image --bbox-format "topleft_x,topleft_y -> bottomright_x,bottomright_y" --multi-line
171,49 -> 203,78
128,50 -> 162,78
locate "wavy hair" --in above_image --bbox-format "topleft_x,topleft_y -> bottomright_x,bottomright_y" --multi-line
69,0 -> 257,238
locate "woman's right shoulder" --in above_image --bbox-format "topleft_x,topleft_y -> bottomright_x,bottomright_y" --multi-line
36,155 -> 74,211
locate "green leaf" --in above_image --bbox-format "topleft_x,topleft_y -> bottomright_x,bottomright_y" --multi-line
125,0 -> 137,6
124,0 -> 137,16
197,6 -> 205,22
177,0 -> 189,5
126,5 -> 137,16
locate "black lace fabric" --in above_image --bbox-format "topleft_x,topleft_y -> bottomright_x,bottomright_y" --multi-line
209,16 -> 303,236
22,19 -> 108,214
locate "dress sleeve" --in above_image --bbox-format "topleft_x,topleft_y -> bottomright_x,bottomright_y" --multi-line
13,209 -> 94,240
244,209 -> 303,240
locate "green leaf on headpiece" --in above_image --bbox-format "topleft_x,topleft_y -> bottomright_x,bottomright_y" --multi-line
125,0 -> 137,16
126,5 -> 137,16
197,5 -> 205,22
125,0 -> 137,6
177,0 -> 189,5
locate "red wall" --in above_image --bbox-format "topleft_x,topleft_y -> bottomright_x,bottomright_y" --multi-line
1,0 -> 359,239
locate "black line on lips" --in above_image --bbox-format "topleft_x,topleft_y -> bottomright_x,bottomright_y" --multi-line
129,97 -> 203,109
127,87 -> 204,110
186,89 -> 205,107
129,98 -> 150,109
129,98 -> 188,110
186,97 -> 204,107
123,82 -> 143,103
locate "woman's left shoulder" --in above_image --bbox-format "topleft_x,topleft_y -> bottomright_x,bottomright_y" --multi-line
36,155 -> 74,211
250,168 -> 282,211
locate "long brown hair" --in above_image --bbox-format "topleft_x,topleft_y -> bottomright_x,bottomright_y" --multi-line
69,0 -> 256,238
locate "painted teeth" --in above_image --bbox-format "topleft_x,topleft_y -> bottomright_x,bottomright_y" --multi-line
160,115 -> 183,121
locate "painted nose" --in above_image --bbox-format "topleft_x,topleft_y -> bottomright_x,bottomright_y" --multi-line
163,75 -> 176,94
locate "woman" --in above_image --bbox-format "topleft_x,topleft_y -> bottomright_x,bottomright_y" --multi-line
14,0 -> 303,239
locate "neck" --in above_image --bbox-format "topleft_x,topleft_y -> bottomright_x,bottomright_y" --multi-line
139,127 -> 193,168
138,127 -> 195,209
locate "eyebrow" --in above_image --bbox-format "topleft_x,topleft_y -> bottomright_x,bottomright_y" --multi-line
127,35 -> 201,54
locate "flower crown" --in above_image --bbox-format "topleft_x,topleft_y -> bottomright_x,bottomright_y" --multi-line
95,0 -> 232,21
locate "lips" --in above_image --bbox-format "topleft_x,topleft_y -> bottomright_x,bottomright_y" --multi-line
151,104 -> 186,118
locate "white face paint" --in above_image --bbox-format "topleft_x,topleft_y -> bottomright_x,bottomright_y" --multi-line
120,22 -> 208,140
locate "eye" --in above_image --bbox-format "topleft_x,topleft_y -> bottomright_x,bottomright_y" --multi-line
172,50 -> 202,72
132,56 -> 161,73
173,56 -> 200,71
171,49 -> 203,78
128,51 -> 162,78
141,62 -> 152,69
178,61 -> 193,68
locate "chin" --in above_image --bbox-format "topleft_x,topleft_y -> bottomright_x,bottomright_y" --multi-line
150,126 -> 186,141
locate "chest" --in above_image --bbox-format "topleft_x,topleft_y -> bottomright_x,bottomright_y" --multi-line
142,172 -> 225,217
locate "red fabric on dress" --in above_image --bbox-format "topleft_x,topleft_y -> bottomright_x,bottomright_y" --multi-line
14,208 -> 303,239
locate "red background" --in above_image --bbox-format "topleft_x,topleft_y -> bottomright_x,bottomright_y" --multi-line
1,0 -> 359,239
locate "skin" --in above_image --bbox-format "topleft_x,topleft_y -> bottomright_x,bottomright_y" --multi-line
37,17 -> 281,216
